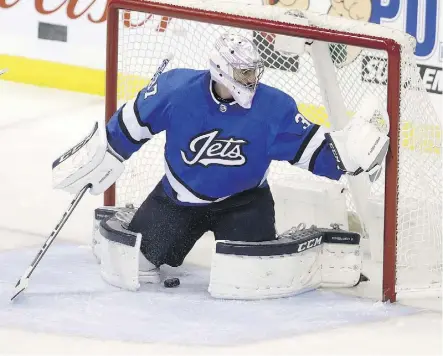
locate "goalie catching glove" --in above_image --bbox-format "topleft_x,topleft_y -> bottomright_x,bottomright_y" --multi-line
52,119 -> 124,195
325,96 -> 390,182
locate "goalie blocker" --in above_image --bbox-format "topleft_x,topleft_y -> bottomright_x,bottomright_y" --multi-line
52,119 -> 125,196
93,205 -> 363,299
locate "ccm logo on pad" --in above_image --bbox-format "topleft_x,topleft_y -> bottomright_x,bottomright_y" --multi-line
297,236 -> 323,252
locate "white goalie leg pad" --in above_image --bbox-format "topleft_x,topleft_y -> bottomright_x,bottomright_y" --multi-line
208,227 -> 362,300
99,214 -> 142,291
209,229 -> 324,300
138,252 -> 161,284
97,207 -> 160,289
209,251 -> 322,300
92,207 -> 123,264
320,229 -> 362,288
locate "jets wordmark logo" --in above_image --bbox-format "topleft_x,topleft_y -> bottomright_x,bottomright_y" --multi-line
181,130 -> 248,167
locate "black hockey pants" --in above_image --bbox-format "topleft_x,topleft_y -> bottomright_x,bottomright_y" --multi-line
128,181 -> 277,267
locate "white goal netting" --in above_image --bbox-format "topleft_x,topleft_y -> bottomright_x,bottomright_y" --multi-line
109,0 -> 442,297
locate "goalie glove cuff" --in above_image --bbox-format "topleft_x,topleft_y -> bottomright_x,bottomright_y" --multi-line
325,131 -> 359,174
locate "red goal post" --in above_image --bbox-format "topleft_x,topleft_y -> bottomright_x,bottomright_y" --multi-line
104,0 -> 441,303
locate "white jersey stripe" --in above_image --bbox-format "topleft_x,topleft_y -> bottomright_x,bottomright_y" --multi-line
164,160 -> 214,204
164,160 -> 230,204
121,98 -> 153,142
294,126 -> 328,170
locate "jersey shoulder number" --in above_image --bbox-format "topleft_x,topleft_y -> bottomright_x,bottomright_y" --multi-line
294,112 -> 312,130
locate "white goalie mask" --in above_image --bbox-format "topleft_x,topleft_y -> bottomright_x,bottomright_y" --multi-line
209,33 -> 265,109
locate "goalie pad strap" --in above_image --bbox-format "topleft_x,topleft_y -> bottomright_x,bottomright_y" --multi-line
216,228 -> 360,256
99,216 -> 138,247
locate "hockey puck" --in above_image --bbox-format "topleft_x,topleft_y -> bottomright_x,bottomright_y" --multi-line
164,277 -> 180,288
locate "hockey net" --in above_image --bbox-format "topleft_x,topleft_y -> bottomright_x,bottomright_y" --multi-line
104,0 -> 442,302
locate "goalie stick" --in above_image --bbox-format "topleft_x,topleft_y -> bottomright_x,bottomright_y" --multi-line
11,184 -> 91,301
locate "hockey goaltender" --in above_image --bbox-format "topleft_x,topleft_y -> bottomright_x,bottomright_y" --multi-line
51,34 -> 386,300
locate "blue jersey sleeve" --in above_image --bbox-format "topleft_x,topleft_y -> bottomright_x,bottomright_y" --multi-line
268,98 -> 343,181
106,71 -> 173,160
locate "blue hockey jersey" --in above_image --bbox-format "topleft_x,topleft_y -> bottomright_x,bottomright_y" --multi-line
106,69 -> 343,205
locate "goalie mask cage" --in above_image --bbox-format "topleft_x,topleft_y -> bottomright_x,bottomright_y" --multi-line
104,0 -> 442,303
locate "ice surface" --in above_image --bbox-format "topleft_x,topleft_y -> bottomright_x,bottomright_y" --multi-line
0,244 -> 417,346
